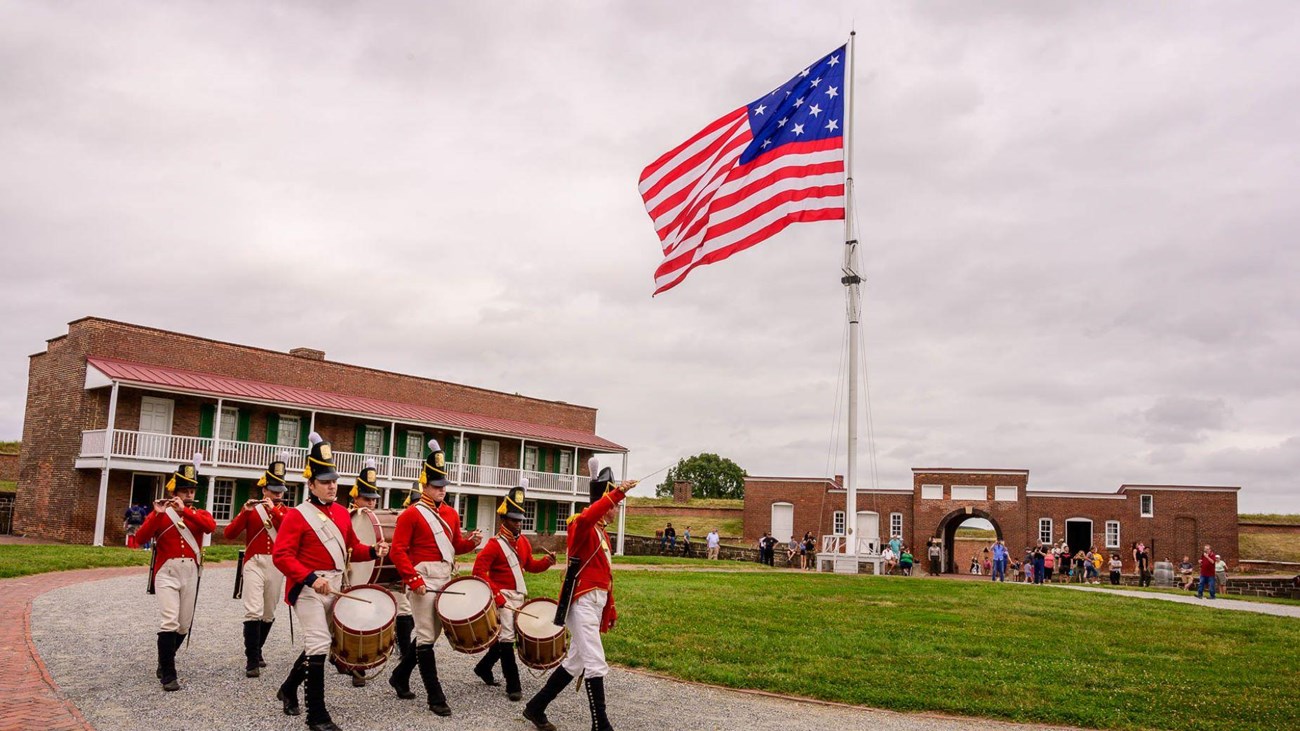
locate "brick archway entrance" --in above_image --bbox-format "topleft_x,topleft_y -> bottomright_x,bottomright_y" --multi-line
935,508 -> 1003,574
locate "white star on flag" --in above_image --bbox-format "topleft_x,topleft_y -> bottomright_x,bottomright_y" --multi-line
826,85 -> 838,99
828,55 -> 839,66
825,119 -> 839,132
810,77 -> 821,87
754,104 -> 765,115
792,123 -> 804,136
808,103 -> 822,117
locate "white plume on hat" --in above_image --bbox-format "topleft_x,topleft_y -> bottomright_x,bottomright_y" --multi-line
309,431 -> 323,446
519,477 -> 529,489
192,452 -> 203,470
278,451 -> 291,462
364,458 -> 376,469
588,457 -> 599,476
428,438 -> 441,452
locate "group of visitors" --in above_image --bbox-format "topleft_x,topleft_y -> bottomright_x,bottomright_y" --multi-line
1179,545 -> 1227,598
122,500 -> 153,548
880,534 -> 916,576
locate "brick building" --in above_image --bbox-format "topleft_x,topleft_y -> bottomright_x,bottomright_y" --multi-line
744,468 -> 1240,569
16,317 -> 627,546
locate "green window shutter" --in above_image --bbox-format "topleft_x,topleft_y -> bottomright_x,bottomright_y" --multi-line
199,404 -> 215,439
444,436 -> 454,462
233,481 -> 250,508
236,411 -> 251,442
354,424 -> 366,453
468,439 -> 479,466
299,422 -> 309,449
194,482 -> 208,508
538,501 -> 551,534
265,413 -> 280,444
549,448 -> 559,473
395,430 -> 408,458
465,496 -> 478,529
382,427 -> 391,456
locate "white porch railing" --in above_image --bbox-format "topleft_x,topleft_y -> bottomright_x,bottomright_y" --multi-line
80,429 -> 582,495
820,535 -> 881,556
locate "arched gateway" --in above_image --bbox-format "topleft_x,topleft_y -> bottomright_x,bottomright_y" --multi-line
934,507 -> 1003,574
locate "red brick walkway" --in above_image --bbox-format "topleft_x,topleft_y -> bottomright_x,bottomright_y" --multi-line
0,567 -> 145,731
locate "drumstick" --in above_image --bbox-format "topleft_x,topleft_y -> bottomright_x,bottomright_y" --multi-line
328,589 -> 373,604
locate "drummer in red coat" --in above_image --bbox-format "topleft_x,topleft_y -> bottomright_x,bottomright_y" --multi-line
472,479 -> 556,701
224,452 -> 290,678
524,459 -> 634,731
272,433 -> 388,731
134,453 -> 216,692
387,438 -> 481,716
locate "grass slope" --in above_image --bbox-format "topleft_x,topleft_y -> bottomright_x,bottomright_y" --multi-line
525,571 -> 1299,731
1239,533 -> 1300,563
622,514 -> 744,540
1239,514 -> 1300,525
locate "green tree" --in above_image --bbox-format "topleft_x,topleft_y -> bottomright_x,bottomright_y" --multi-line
655,453 -> 746,499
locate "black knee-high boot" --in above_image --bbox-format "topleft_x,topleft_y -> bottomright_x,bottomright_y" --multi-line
585,676 -> 613,731
523,667 -> 573,730
499,642 -> 522,701
416,645 -> 451,716
473,642 -> 501,686
242,620 -> 261,677
157,631 -> 180,691
395,614 -> 414,659
258,620 -> 274,667
388,640 -> 417,699
277,652 -> 307,716
304,654 -> 340,730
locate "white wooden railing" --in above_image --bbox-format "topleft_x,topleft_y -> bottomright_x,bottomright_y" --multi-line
820,535 -> 881,556
80,429 -> 582,494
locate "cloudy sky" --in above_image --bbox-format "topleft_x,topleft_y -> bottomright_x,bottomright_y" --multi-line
2,1 -> 1297,513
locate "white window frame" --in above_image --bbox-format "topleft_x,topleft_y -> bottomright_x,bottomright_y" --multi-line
524,446 -> 540,472
218,406 -> 238,442
284,482 -> 304,506
1038,518 -> 1053,546
558,450 -> 573,475
277,415 -> 301,447
405,431 -> 424,461
554,502 -> 571,533
363,425 -> 385,455
994,486 -> 1018,502
890,512 -> 903,539
1105,521 -> 1121,549
1140,494 -> 1154,518
833,511 -> 846,536
522,499 -> 537,533
920,484 -> 943,500
210,478 -> 236,522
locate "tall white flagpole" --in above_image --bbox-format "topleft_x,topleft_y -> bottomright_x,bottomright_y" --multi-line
841,31 -> 860,559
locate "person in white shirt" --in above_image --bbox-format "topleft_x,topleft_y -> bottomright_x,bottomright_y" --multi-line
706,529 -> 720,560
881,546 -> 897,575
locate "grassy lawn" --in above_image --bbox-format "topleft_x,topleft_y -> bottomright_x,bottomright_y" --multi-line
0,479 -> 16,493
0,544 -> 242,579
622,514 -> 744,540
521,571 -> 1299,731
1239,532 -> 1300,563
1239,513 -> 1300,525
1090,583 -> 1300,606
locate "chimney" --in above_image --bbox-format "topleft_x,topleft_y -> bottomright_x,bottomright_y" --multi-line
289,347 -> 325,361
672,480 -> 693,503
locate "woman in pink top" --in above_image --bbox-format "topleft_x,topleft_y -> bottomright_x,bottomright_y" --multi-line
1043,550 -> 1055,582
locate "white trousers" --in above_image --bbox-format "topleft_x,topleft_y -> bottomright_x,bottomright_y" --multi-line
156,558 -> 200,634
395,587 -> 411,617
409,561 -> 453,646
241,554 -> 283,622
294,570 -> 342,656
497,589 -> 525,643
560,590 -> 608,679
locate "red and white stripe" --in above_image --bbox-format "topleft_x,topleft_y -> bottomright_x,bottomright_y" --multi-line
639,110 -> 844,295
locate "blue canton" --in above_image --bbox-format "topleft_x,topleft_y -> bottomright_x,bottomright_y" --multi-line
741,45 -> 847,165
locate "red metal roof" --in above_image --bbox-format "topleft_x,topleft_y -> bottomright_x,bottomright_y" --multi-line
86,356 -> 626,452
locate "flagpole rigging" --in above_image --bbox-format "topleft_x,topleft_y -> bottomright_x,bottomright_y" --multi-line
841,30 -> 860,558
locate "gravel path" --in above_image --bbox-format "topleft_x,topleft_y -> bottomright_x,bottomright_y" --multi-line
1055,584 -> 1300,618
32,568 -> 1075,731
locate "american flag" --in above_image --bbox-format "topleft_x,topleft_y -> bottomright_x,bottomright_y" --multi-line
639,45 -> 847,295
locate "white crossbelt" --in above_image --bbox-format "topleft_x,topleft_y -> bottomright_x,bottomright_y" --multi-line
415,503 -> 457,568
496,535 -> 527,594
163,507 -> 203,568
253,503 -> 277,542
296,503 -> 348,572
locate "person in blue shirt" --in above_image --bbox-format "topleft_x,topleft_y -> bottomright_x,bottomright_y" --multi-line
990,539 -> 1008,582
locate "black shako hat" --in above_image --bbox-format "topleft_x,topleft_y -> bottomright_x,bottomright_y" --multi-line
350,458 -> 381,500
588,457 -> 615,505
257,451 -> 290,494
420,439 -> 449,488
166,452 -> 203,493
303,432 -> 339,482
499,479 -> 528,520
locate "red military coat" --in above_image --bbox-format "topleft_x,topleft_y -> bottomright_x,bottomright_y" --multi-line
472,530 -> 556,606
389,499 -> 479,591
135,505 -> 216,578
272,499 -> 373,604
566,487 -> 626,631
222,502 -> 287,558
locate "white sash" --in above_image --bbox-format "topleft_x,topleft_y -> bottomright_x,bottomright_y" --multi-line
495,535 -> 527,594
296,503 -> 348,572
415,503 -> 457,568
163,507 -> 203,567
254,503 -> 277,541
